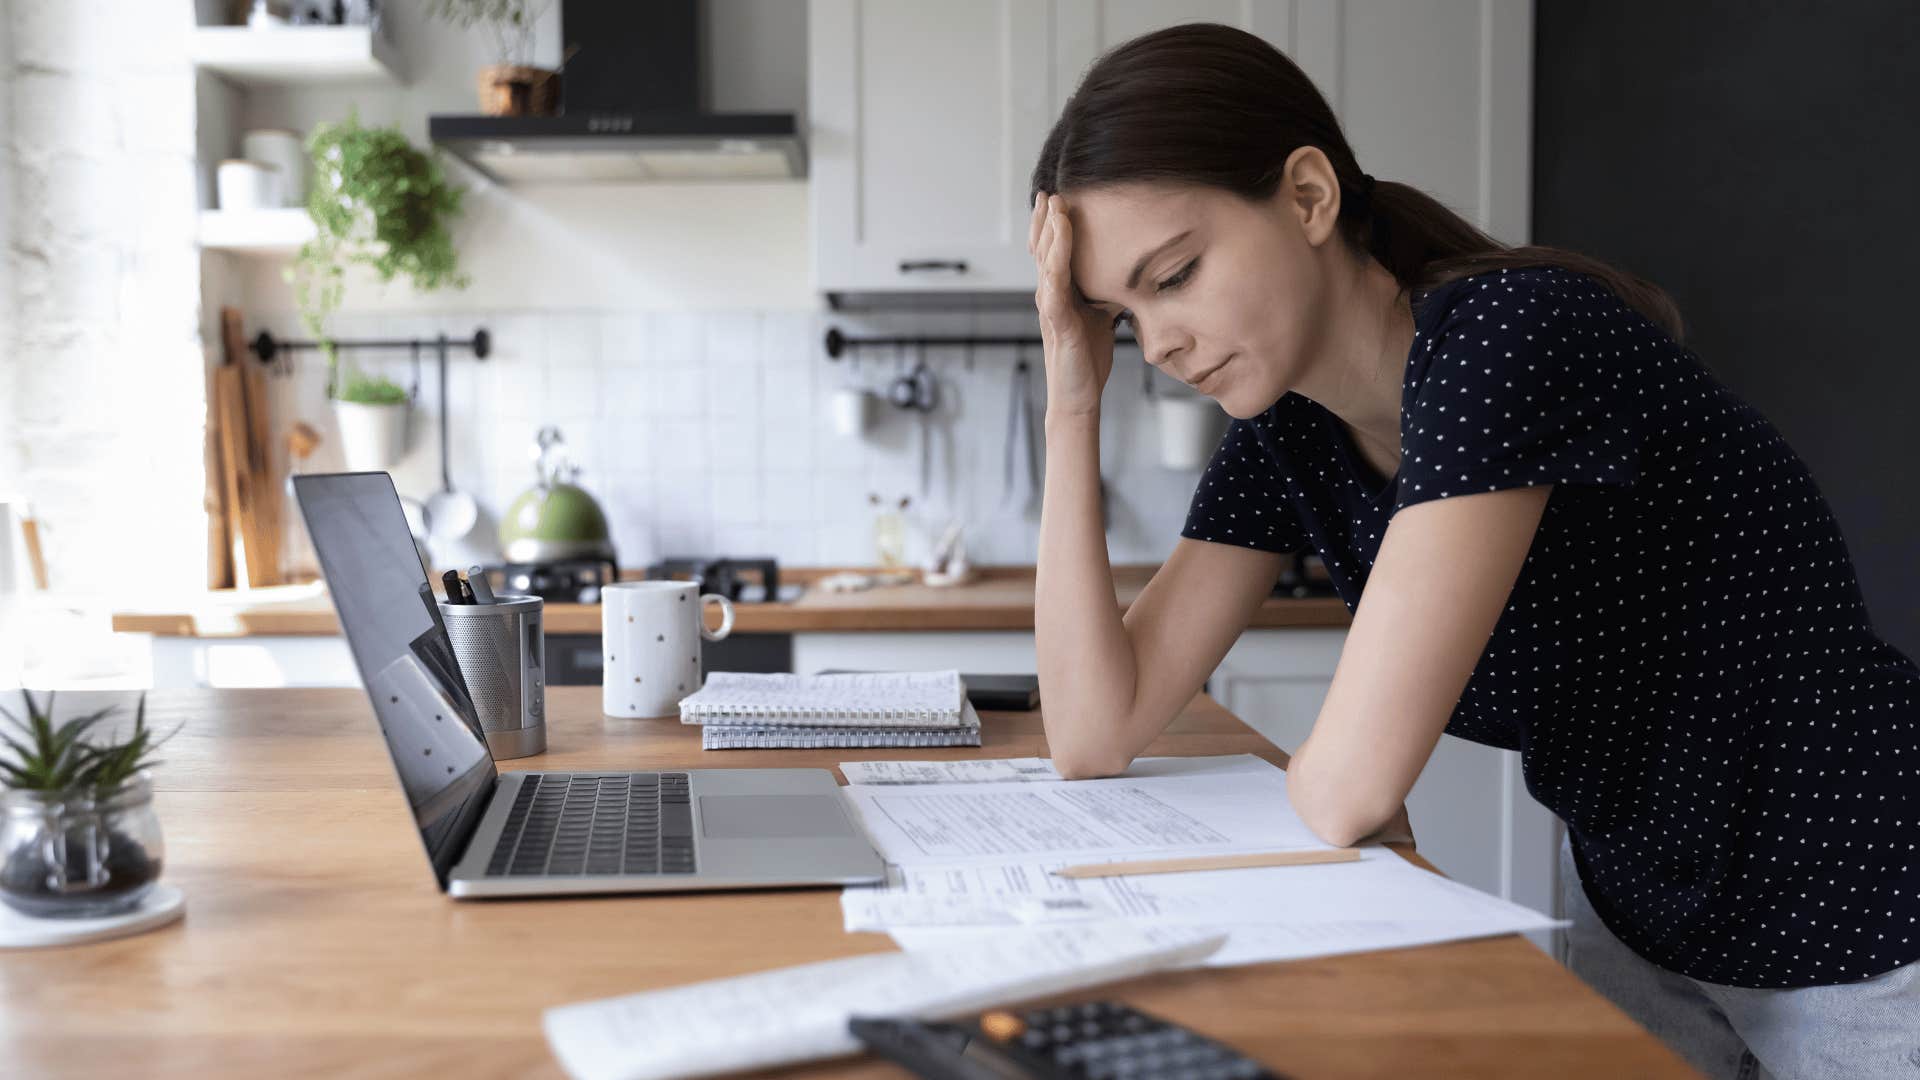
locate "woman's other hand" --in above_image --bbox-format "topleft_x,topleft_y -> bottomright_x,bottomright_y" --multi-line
1030,192 -> 1116,418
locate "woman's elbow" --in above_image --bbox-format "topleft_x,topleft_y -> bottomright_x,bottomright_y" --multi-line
1288,767 -> 1398,847
1050,746 -> 1133,780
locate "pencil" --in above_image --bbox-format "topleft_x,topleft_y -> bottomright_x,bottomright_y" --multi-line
1050,848 -> 1363,879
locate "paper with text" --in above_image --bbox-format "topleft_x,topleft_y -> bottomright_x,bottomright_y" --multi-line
843,758 -> 1327,866
542,924 -> 1225,1080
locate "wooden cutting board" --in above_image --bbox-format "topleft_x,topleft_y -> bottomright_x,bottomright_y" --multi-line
213,307 -> 281,587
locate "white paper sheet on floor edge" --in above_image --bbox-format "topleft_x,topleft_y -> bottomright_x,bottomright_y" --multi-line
541,924 -> 1226,1080
841,755 -> 1333,866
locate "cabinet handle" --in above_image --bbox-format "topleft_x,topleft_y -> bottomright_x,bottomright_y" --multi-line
897,259 -> 969,275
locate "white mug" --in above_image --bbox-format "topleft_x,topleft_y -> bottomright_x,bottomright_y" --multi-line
601,581 -> 735,718
216,159 -> 281,211
241,129 -> 307,206
829,386 -> 875,437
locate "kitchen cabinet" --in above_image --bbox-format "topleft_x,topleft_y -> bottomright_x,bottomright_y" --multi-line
809,0 -> 1534,296
808,1 -> 1297,297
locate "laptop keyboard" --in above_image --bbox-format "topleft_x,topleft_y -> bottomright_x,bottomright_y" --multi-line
484,772 -> 696,877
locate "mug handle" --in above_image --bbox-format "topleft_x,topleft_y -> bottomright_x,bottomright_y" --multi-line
699,593 -> 735,641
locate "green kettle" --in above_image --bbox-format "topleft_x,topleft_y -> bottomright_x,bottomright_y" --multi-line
499,426 -> 617,564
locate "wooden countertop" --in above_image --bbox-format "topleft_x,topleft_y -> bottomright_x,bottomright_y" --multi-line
0,687 -> 1691,1078
110,564 -> 1353,638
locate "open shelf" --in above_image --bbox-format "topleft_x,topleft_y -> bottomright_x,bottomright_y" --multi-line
198,208 -> 315,256
190,25 -> 405,86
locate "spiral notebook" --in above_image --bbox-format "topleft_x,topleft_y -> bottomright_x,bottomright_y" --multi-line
680,670 -> 981,750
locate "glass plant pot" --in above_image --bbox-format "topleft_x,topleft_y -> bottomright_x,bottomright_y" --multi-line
0,772 -> 165,919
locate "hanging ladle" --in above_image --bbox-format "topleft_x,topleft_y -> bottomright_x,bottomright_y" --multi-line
424,334 -> 479,545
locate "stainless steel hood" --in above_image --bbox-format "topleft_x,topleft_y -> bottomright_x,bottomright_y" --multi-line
428,0 -> 804,184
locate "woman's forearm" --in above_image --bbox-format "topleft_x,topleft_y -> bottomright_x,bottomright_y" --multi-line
1034,408 -> 1140,778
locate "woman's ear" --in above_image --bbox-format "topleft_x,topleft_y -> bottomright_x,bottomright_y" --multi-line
1278,145 -> 1342,248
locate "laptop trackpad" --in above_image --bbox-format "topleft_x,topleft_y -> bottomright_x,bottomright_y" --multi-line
698,794 -> 857,839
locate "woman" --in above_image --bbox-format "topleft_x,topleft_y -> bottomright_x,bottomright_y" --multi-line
1027,23 -> 1920,1080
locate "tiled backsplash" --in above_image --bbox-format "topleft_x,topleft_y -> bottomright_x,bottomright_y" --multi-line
268,306 -> 1220,574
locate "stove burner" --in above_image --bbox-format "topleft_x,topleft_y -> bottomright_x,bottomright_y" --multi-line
645,556 -> 781,603
485,557 -> 621,604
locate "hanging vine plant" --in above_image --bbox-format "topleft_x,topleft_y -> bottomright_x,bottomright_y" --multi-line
285,107 -> 472,395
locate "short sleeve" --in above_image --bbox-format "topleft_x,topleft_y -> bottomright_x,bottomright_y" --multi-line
1180,415 -> 1308,553
1393,267 -> 1655,514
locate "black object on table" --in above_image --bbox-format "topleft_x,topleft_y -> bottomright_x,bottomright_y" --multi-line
850,1000 -> 1285,1080
816,670 -> 1040,712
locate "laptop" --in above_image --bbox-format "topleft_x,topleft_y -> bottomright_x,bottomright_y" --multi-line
292,471 -> 886,899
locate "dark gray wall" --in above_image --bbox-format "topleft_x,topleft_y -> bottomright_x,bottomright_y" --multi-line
1534,2 -> 1920,655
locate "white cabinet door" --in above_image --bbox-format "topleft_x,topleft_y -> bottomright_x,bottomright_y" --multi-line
809,0 -> 1054,294
1050,1 -> 1302,113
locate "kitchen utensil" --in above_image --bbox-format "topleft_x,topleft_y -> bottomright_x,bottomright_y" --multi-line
600,581 -> 734,719
921,519 -> 974,588
999,352 -> 1039,518
285,421 -> 322,463
424,336 -> 479,544
240,129 -> 306,206
499,426 -> 616,564
886,344 -> 939,412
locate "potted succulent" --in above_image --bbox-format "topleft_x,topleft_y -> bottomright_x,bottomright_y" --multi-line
0,692 -> 175,919
426,0 -> 561,117
286,107 -> 470,470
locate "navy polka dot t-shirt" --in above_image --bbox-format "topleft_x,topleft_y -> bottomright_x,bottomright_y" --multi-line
1182,265 -> 1920,989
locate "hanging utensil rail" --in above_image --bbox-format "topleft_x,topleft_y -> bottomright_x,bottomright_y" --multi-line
822,326 -> 1138,359
249,328 -> 493,365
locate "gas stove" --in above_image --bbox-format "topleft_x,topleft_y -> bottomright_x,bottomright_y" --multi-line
644,556 -> 803,604
486,556 -> 622,604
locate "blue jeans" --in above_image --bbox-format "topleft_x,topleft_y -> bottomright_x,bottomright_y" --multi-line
1559,835 -> 1920,1079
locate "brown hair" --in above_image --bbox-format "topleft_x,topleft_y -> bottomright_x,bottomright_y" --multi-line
1030,22 -> 1686,343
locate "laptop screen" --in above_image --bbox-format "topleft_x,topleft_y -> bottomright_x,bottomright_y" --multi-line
292,472 -> 497,888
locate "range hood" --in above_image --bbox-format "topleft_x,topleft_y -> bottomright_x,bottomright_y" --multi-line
429,0 -> 804,184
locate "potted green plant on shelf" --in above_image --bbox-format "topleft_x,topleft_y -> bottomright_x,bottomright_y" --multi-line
0,692 -> 176,919
286,107 -> 470,471
333,370 -> 414,472
426,0 -> 562,116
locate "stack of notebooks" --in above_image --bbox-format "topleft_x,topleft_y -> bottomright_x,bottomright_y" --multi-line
679,670 -> 981,750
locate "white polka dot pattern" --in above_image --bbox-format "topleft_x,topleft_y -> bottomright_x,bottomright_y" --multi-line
1181,265 -> 1920,989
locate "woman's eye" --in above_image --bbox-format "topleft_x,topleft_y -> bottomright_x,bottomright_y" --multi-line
1111,310 -> 1134,330
1156,258 -> 1198,292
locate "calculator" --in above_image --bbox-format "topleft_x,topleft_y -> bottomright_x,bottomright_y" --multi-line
850,1000 -> 1287,1080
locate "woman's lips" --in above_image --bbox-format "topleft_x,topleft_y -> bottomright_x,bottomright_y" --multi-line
1192,354 -> 1233,390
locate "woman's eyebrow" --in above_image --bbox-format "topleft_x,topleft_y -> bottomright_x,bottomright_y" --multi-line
1076,229 -> 1193,306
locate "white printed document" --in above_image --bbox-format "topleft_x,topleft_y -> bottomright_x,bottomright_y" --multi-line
847,850 -> 1563,966
542,924 -> 1225,1080
836,754 -> 1564,972
837,754 -> 1280,786
842,756 -> 1329,866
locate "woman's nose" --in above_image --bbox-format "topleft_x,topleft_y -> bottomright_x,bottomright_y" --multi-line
1139,323 -> 1188,370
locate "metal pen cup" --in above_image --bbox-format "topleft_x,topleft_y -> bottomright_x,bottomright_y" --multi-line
437,594 -> 546,759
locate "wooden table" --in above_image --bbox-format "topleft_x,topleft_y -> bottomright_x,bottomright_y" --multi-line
0,688 -> 1694,1078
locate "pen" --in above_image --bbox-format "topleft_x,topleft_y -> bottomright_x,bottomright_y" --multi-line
466,565 -> 497,605
442,569 -> 469,604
